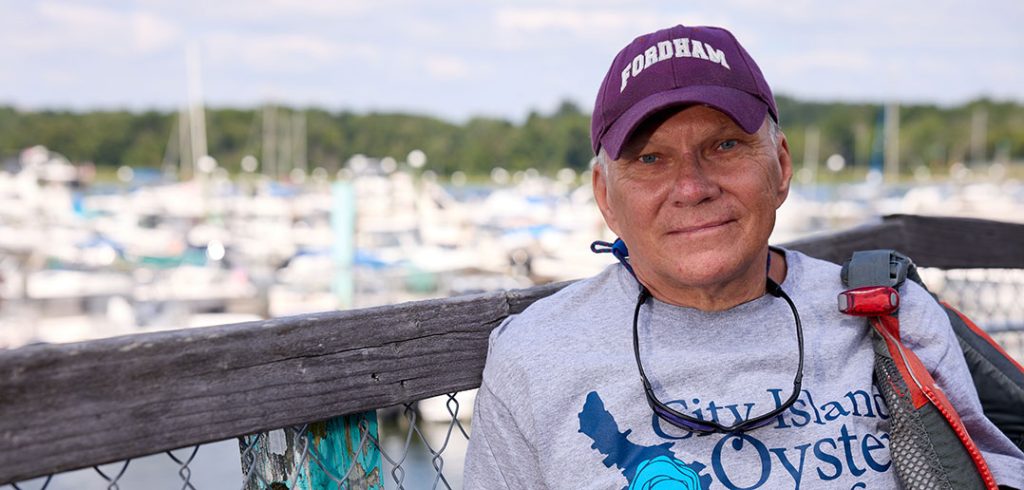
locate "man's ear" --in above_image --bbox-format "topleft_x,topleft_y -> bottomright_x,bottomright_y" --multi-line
774,132 -> 793,209
592,161 -> 621,236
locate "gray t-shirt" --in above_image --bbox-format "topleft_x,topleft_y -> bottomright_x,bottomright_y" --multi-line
464,249 -> 1024,489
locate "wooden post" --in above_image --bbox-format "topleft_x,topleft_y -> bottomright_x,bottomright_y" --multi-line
238,180 -> 383,489
332,181 -> 356,310
239,413 -> 382,489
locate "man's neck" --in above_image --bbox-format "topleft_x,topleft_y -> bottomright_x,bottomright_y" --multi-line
637,248 -> 788,311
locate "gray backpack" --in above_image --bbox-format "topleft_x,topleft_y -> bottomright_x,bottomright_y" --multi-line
840,250 -> 1024,490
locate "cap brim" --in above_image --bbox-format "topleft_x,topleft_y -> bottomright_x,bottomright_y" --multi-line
599,85 -> 769,160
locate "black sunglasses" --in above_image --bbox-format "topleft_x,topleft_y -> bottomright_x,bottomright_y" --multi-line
632,277 -> 804,434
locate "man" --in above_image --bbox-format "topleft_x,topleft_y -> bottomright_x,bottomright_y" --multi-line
464,24 -> 1024,489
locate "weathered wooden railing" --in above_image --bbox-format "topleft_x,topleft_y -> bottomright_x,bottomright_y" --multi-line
2,214 -> 1024,485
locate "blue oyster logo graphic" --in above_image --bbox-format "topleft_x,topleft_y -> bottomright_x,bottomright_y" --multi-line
579,391 -> 713,489
630,455 -> 709,490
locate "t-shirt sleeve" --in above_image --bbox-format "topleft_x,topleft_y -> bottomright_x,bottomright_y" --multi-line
463,317 -> 546,489
903,283 -> 1024,489
463,380 -> 544,489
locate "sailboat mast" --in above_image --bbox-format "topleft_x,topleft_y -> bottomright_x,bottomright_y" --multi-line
178,104 -> 191,179
294,111 -> 307,175
186,43 -> 209,178
263,105 -> 277,180
883,102 -> 900,184
970,107 -> 987,164
802,125 -> 820,183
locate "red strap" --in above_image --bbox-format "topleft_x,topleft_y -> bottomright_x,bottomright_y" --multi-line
871,316 -> 929,408
871,314 -> 998,490
943,301 -> 1024,374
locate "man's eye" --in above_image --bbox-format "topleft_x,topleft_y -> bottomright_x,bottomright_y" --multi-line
638,154 -> 658,164
718,139 -> 738,151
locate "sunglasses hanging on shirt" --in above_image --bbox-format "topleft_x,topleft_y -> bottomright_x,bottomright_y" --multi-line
632,276 -> 804,434
593,240 -> 804,434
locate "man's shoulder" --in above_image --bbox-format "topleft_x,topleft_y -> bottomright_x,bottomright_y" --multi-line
781,247 -> 841,277
782,247 -> 950,342
487,264 -> 629,353
782,247 -> 940,308
778,247 -> 844,297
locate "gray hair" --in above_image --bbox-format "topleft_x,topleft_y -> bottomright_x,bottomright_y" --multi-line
593,149 -> 610,170
593,116 -> 780,169
766,117 -> 780,147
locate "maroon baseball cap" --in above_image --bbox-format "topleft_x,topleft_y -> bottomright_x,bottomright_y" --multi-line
591,24 -> 778,160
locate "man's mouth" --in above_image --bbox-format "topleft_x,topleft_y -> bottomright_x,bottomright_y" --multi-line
668,219 -> 735,235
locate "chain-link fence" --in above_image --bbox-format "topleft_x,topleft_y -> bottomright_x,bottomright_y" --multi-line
919,267 -> 1024,361
7,391 -> 474,490
236,392 -> 472,490
6,268 -> 1024,490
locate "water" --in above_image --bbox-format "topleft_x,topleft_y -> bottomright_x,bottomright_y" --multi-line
12,440 -> 242,490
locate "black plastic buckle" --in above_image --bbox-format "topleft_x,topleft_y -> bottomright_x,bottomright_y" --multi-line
841,249 -> 913,290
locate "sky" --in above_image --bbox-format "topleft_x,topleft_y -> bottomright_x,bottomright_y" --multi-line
2,0 -> 1023,122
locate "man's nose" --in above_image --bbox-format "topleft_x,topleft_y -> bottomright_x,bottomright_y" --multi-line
668,154 -> 719,206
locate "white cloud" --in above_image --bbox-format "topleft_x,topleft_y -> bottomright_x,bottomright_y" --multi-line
203,32 -> 378,72
191,0 -> 377,22
30,1 -> 180,55
495,7 -> 664,39
772,50 -> 873,72
714,0 -> 821,21
132,12 -> 179,53
491,6 -> 734,53
423,55 -> 471,81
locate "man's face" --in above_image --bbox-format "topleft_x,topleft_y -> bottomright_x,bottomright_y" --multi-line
592,105 -> 792,303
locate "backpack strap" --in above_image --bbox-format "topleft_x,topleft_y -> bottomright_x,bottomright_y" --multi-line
845,250 -> 1024,452
841,249 -> 911,290
943,303 -> 1024,452
840,249 -> 998,490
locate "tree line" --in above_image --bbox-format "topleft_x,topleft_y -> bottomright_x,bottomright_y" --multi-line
1,97 -> 1021,178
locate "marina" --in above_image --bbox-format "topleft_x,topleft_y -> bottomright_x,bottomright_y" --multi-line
3,144 -> 1023,349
